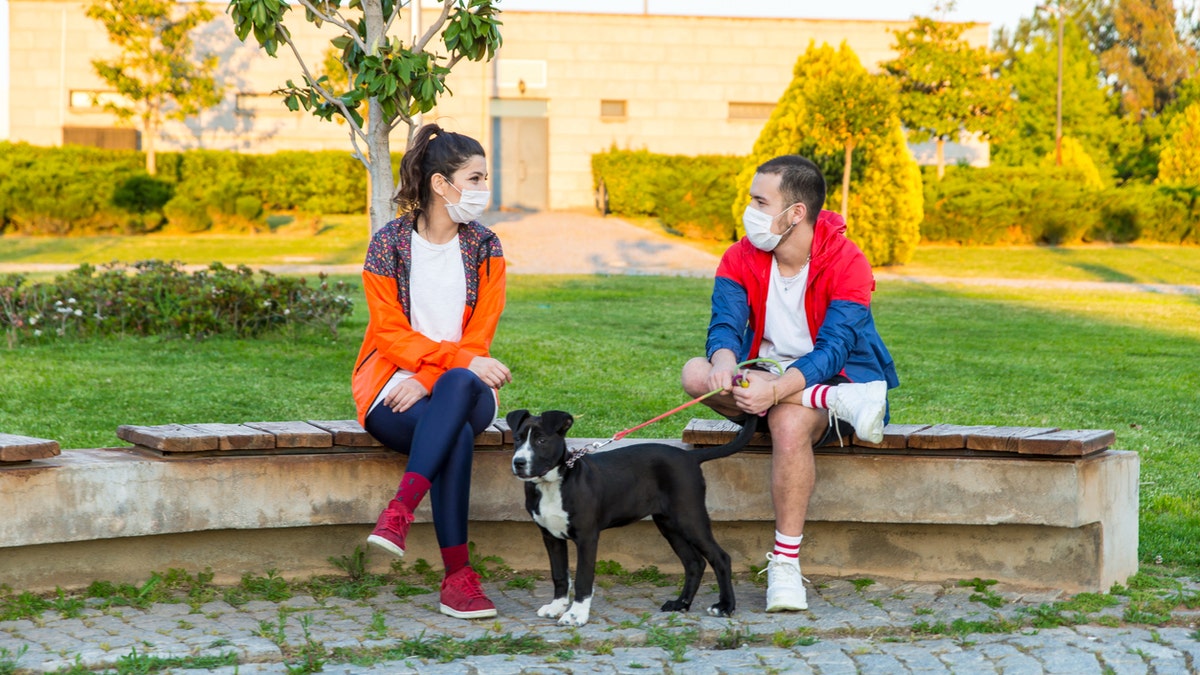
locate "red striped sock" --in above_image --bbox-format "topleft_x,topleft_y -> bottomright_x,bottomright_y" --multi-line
802,385 -> 832,409
773,531 -> 803,561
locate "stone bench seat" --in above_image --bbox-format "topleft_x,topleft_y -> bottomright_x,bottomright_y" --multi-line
1,417 -> 1137,595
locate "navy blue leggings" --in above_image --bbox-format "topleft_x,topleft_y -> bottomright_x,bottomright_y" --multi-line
364,368 -> 496,548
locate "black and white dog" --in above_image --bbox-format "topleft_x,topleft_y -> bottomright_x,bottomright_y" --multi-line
506,409 -> 757,626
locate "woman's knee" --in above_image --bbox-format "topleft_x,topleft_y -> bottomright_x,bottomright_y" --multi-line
434,367 -> 485,395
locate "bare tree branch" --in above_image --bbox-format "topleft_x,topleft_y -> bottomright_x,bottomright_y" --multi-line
294,0 -> 365,51
280,30 -> 370,160
413,0 -> 453,53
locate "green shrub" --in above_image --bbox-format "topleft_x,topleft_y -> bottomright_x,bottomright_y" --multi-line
0,143 -> 368,235
0,261 -> 354,346
162,195 -> 212,233
112,174 -> 174,214
923,166 -> 1200,245
235,195 -> 264,220
592,148 -> 741,241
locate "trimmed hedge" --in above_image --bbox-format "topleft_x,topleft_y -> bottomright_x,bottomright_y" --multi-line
923,166 -> 1200,245
592,151 -> 1199,248
0,143 -> 369,235
592,148 -> 742,241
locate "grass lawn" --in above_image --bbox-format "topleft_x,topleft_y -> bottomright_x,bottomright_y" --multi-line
1,231 -> 1198,571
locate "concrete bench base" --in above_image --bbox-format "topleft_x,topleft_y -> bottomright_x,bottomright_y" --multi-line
1,440 -> 1138,593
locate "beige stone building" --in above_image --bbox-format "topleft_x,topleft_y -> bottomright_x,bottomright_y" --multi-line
2,2 -> 989,210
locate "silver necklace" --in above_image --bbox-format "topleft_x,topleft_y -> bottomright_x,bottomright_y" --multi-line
779,255 -> 811,291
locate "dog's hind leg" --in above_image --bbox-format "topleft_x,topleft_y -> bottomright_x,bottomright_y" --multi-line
537,530 -> 572,619
668,512 -> 736,617
652,514 -> 706,613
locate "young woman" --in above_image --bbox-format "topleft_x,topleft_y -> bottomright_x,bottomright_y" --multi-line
352,124 -> 511,619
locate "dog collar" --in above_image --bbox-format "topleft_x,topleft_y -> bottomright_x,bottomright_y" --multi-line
564,445 -> 591,469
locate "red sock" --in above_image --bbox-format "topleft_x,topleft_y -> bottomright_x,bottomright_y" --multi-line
441,544 -> 470,576
394,472 -> 431,512
802,385 -> 832,409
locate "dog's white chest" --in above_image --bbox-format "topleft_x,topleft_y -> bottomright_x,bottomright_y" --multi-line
533,480 -> 570,539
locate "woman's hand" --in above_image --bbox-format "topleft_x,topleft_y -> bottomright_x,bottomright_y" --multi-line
384,378 -> 429,413
469,356 -> 513,389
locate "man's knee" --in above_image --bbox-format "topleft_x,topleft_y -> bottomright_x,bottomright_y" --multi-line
768,404 -> 828,451
681,357 -> 710,394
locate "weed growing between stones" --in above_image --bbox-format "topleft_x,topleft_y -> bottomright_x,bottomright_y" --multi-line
0,645 -> 27,675
958,578 -> 1005,608
115,646 -> 239,674
850,578 -> 876,592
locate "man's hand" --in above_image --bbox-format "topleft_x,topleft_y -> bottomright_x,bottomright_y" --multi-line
384,378 -> 428,413
705,350 -> 740,393
732,369 -> 778,416
469,356 -> 513,390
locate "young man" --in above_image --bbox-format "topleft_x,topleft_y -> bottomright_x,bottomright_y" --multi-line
680,154 -> 898,612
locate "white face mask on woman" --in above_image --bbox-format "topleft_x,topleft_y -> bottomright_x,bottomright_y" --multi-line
443,181 -> 491,224
742,203 -> 798,252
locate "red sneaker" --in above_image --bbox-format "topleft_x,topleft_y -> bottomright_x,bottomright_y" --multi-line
439,566 -> 497,619
366,499 -> 414,559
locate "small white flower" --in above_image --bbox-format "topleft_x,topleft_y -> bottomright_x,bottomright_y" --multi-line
283,308 -> 290,316
28,316 -> 37,326
33,329 -> 41,337
74,309 -> 83,317
67,298 -> 76,304
262,300 -> 272,308
55,300 -> 63,307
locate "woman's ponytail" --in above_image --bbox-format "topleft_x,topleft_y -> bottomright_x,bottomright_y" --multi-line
391,124 -> 486,217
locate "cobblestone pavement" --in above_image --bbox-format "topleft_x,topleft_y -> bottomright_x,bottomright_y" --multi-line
3,571 -> 1199,674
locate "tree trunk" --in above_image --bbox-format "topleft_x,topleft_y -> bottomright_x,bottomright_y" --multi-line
144,122 -> 157,176
364,0 -> 395,235
936,137 -> 945,180
841,142 -> 853,222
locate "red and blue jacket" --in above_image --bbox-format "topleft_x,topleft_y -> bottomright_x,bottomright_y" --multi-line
706,210 -> 898,416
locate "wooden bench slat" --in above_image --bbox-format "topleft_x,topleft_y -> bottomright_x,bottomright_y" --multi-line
243,421 -> 332,449
852,424 -> 933,449
185,423 -> 277,451
1018,429 -> 1116,456
907,424 -> 997,450
475,423 -> 505,447
680,418 -> 771,447
306,420 -> 382,448
0,433 -> 61,462
966,426 -> 1061,453
116,424 -> 220,453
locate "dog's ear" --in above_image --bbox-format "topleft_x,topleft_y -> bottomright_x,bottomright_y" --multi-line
505,409 -> 531,431
542,411 -> 574,435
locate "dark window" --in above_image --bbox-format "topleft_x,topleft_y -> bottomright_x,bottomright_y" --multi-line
62,127 -> 140,150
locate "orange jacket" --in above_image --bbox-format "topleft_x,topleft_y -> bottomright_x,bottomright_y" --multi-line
352,214 -> 506,424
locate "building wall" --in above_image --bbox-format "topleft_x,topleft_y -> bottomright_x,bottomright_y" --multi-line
5,2 -> 989,209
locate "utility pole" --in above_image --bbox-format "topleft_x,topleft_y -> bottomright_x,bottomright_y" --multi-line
1055,0 -> 1063,167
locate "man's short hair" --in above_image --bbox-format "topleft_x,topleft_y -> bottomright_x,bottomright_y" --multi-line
756,155 -> 826,224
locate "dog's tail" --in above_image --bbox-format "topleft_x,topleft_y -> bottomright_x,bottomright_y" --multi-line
689,415 -> 759,464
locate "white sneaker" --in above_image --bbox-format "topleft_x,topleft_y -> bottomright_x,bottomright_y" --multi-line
763,553 -> 808,612
830,381 -> 887,444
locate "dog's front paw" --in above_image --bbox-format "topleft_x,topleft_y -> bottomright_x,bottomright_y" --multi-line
706,601 -> 734,617
537,597 -> 570,619
557,598 -> 592,626
660,599 -> 691,613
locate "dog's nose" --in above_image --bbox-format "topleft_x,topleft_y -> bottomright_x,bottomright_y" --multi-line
512,457 -> 528,475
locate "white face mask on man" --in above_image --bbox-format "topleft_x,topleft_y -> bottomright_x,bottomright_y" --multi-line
442,180 -> 491,224
742,203 -> 798,252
